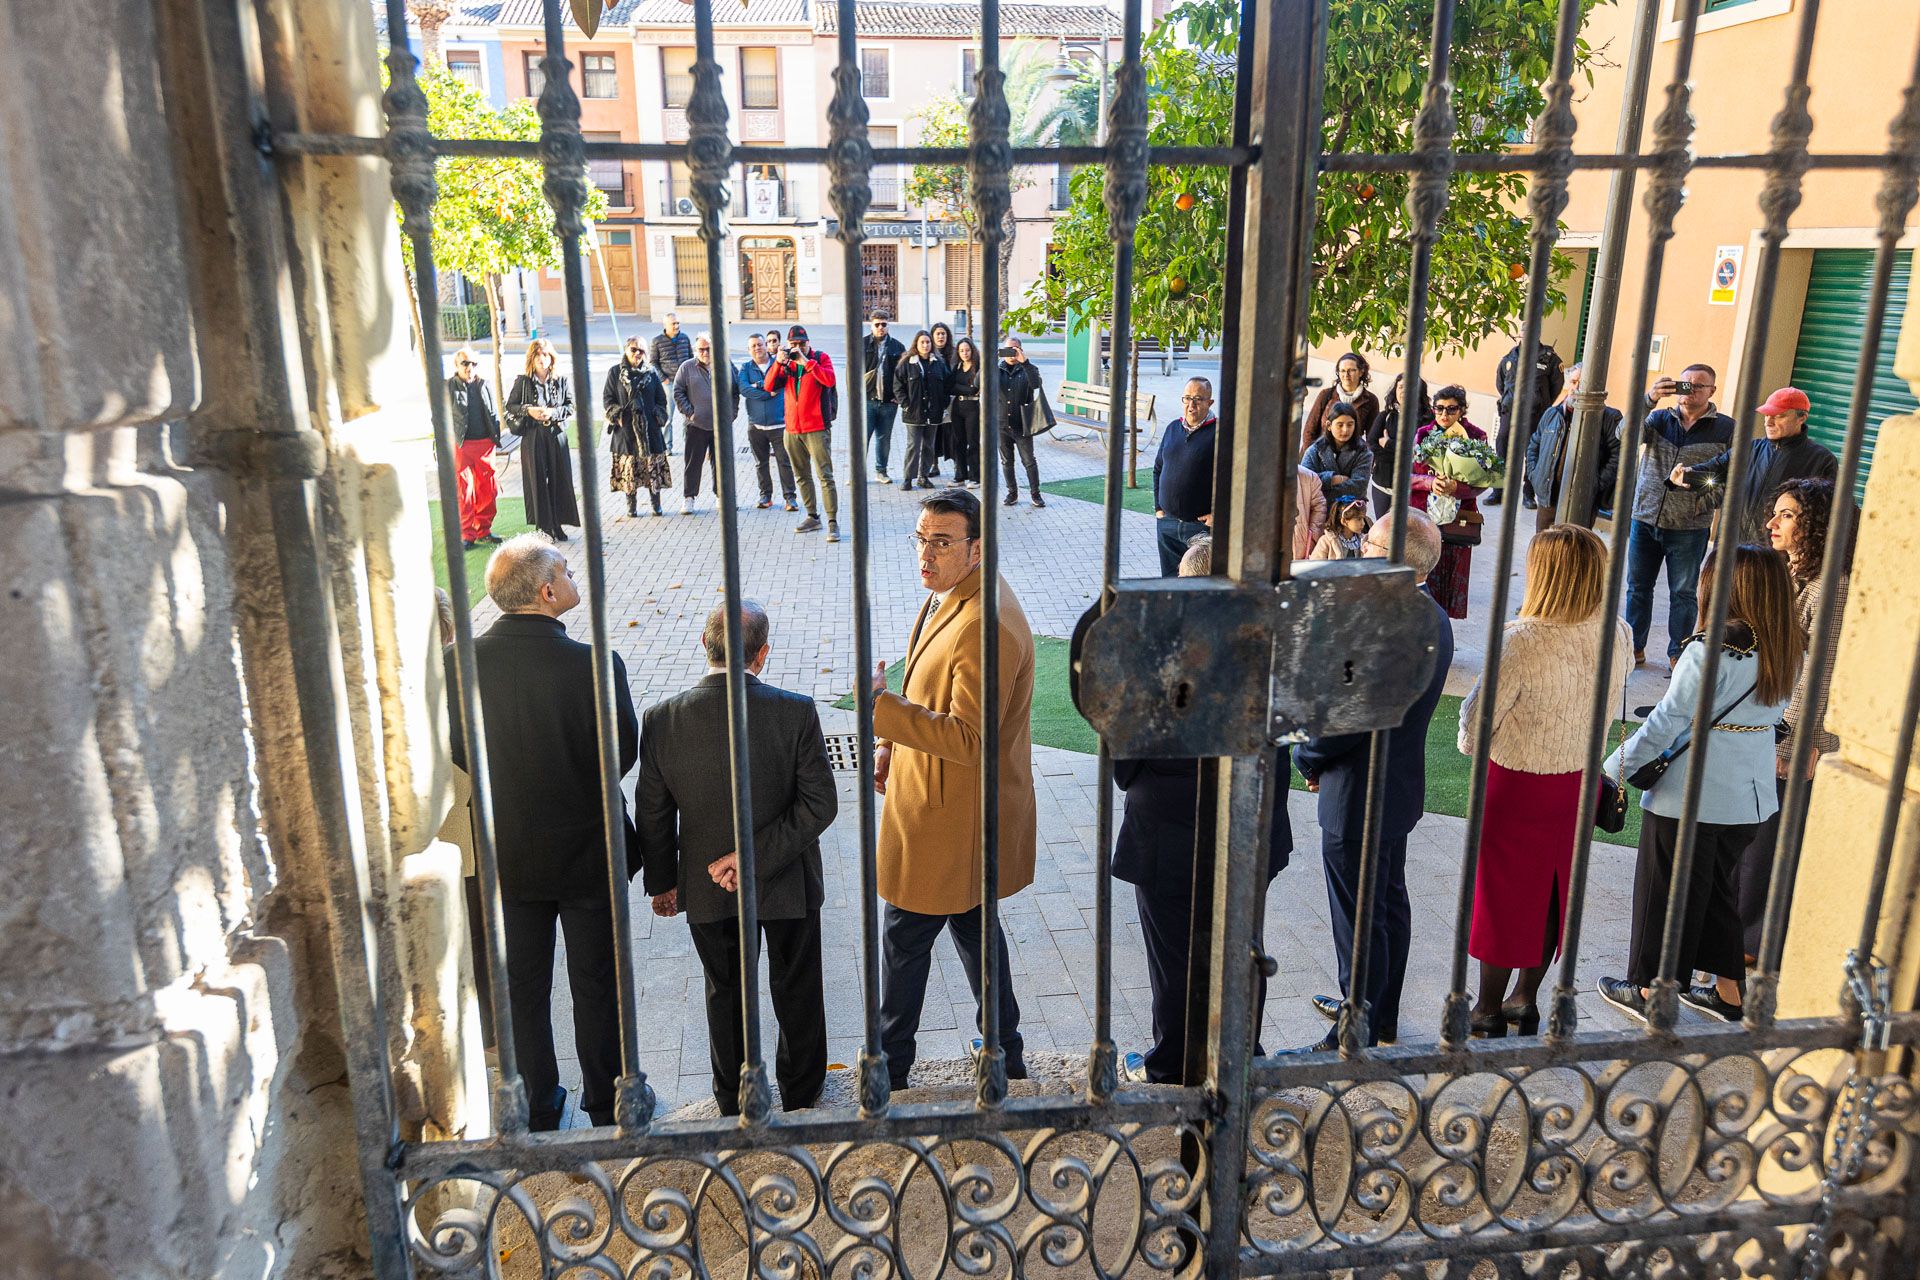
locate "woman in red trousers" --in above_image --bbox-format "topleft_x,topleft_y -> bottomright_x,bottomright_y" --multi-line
1456,525 -> 1631,1035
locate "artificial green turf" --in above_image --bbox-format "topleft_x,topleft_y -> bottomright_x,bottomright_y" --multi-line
428,496 -> 533,597
1039,473 -> 1157,516
843,633 -> 1642,846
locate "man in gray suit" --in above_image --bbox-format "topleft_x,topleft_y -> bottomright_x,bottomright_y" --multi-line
638,601 -> 838,1114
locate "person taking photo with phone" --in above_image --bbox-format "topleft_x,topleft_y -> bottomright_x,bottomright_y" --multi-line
996,338 -> 1048,508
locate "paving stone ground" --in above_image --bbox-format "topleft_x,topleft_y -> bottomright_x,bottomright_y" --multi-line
449,345 -> 1683,1120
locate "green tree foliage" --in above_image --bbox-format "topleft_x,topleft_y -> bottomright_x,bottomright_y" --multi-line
390,67 -> 608,398
1008,0 -> 1602,357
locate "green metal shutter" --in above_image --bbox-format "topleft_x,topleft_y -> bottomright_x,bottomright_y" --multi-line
1572,248 -> 1598,364
1788,248 -> 1918,501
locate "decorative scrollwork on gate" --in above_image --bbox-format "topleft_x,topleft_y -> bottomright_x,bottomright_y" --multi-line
404,1122 -> 1206,1279
1239,1043 -> 1916,1269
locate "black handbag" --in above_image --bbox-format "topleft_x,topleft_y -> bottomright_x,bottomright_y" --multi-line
1595,675 -> 1628,833
1624,681 -> 1756,792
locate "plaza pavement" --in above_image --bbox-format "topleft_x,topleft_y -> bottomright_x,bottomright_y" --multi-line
450,341 -> 1687,1120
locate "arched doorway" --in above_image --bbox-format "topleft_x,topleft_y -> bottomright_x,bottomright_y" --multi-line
738,236 -> 796,321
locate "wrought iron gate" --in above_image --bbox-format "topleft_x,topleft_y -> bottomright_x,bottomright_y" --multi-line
258,0 -> 1920,1274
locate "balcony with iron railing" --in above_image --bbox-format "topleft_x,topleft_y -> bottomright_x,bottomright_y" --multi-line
590,165 -> 631,209
663,72 -> 693,109
657,178 -> 805,221
870,172 -> 902,210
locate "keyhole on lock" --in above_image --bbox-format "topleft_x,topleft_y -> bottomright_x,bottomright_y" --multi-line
1342,661 -> 1355,686
1173,680 -> 1194,710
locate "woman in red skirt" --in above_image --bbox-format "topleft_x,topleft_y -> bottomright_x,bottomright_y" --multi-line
1456,525 -> 1631,1035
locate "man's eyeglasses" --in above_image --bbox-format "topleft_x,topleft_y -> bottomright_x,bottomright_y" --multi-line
1181,395 -> 1211,405
456,359 -> 475,367
908,533 -> 976,554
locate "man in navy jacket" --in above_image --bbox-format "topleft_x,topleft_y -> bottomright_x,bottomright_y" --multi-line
1113,535 -> 1290,1082
1293,509 -> 1452,1050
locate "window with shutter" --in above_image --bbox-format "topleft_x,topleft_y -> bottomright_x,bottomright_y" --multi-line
860,49 -> 890,99
673,238 -> 710,306
445,49 -> 484,93
662,47 -> 695,109
741,48 -> 779,110
944,242 -> 983,310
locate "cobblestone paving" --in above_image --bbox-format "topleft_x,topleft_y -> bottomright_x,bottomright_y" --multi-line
452,352 -> 1657,1119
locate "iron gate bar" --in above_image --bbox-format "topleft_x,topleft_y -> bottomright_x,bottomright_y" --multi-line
1754,31 -> 1920,1025
534,0 -> 657,1131
379,0 -> 531,1136
682,0 -> 774,1124
1552,0 -> 1708,1045
1441,0 -> 1587,1052
968,0 -> 1011,1112
1344,0 -> 1460,1062
1653,0 -> 1823,1038
1201,0 -> 1323,1270
1087,0 -> 1149,1109
823,0 -> 889,1117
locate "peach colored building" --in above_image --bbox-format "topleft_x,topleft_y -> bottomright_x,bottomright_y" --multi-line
495,0 -> 651,324
1313,0 -> 1920,486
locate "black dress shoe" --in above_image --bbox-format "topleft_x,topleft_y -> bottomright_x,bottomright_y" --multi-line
1484,489 -> 1504,507
483,533 -> 504,544
1502,1002 -> 1541,1035
1280,1032 -> 1339,1056
1470,1011 -> 1507,1039
1311,993 -> 1341,1022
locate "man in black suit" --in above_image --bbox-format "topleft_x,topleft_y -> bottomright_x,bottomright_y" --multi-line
1293,509 -> 1453,1050
1114,536 -> 1292,1083
449,533 -> 638,1130
638,601 -> 838,1114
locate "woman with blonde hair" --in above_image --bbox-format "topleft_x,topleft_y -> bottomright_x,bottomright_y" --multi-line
504,338 -> 580,540
1457,525 -> 1631,1035
1598,544 -> 1802,1025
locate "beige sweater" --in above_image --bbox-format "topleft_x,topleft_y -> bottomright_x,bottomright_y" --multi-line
1458,614 -> 1634,775
1783,573 -> 1846,762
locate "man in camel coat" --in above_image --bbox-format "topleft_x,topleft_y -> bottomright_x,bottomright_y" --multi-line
870,487 -> 1036,1091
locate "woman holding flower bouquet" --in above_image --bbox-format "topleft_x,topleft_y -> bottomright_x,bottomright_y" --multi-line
1410,386 -> 1501,619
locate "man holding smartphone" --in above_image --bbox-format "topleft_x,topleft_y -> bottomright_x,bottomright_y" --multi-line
1622,365 -> 1735,669
996,338 -> 1047,508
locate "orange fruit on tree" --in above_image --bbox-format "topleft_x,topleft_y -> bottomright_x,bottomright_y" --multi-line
1507,262 -> 1527,281
1174,191 -> 1197,212
1168,275 -> 1191,298
1357,182 -> 1377,201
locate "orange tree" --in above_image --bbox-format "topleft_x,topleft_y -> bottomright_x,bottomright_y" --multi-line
1009,0 -> 1603,360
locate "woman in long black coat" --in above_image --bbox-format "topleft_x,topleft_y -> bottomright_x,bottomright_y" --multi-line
948,337 -> 984,486
928,322 -> 957,477
505,338 -> 581,540
601,338 -> 671,518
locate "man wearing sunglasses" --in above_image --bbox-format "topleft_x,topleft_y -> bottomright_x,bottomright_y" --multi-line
447,347 -> 502,549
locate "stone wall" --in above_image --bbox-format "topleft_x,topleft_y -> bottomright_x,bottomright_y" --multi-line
0,0 -> 480,1275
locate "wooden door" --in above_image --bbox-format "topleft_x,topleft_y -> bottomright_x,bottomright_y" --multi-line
751,248 -> 788,319
591,235 -> 638,314
861,242 -> 897,320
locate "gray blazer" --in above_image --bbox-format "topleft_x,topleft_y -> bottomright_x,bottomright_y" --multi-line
673,359 -> 719,432
636,673 -> 837,925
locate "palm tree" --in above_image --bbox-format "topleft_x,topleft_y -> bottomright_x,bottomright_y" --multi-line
407,0 -> 455,67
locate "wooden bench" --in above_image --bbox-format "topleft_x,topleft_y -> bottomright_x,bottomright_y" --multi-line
1054,378 -> 1159,444
1098,334 -> 1191,376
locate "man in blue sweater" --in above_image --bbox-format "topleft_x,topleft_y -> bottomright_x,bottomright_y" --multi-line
738,333 -> 798,510
1152,377 -> 1218,576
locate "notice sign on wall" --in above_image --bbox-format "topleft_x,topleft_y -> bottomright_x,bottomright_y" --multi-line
1709,245 -> 1744,306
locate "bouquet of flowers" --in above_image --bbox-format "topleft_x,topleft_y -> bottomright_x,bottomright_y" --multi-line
1414,428 -> 1505,526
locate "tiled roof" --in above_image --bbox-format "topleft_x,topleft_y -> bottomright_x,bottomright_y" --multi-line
626,0 -> 814,24
817,2 -> 1121,38
490,0 -> 645,28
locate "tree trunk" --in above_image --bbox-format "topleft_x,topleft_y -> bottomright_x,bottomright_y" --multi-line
409,2 -> 453,66
1127,338 -> 1141,488
484,274 -> 506,409
997,206 -> 1016,313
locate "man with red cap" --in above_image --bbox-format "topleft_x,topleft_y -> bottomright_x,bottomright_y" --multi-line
1671,386 -> 1837,546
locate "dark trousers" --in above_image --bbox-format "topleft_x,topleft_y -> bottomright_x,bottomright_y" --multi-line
1627,810 -> 1754,986
1369,481 -> 1394,520
1134,881 -> 1269,1084
902,421 -> 937,484
1735,779 -> 1789,960
1321,831 -> 1411,1046
501,895 -> 622,1130
879,902 -> 1026,1089
867,401 -> 898,473
1624,520 -> 1710,661
749,427 -> 796,502
463,875 -> 495,1050
688,912 -> 828,1115
953,404 -> 982,482
1156,516 -> 1210,577
683,425 -> 716,499
999,428 -> 1041,497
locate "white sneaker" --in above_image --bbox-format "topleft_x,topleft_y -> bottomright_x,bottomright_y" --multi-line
681,498 -> 694,515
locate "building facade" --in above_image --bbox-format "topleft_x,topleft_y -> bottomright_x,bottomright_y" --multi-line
1313,0 -> 1920,491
